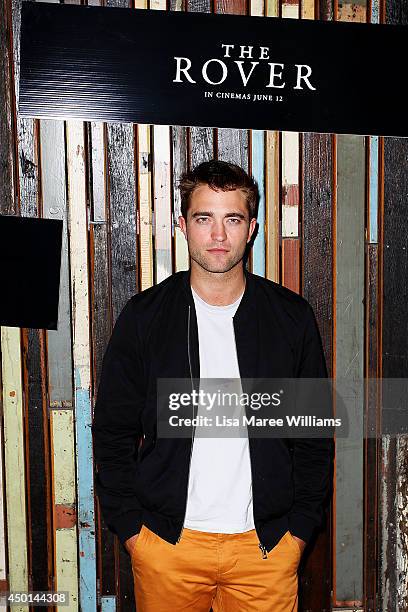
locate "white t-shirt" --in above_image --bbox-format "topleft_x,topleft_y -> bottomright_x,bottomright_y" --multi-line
183,285 -> 255,533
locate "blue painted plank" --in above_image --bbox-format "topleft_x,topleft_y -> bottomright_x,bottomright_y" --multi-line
251,129 -> 265,276
369,135 -> 379,243
75,370 -> 97,610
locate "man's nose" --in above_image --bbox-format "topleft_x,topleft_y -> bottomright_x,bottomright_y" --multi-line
211,221 -> 227,242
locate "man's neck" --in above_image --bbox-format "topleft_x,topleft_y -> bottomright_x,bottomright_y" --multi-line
189,263 -> 246,306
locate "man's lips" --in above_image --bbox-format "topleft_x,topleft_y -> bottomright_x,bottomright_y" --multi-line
207,248 -> 229,252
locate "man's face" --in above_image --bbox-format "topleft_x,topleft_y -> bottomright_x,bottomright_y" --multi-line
179,184 -> 257,274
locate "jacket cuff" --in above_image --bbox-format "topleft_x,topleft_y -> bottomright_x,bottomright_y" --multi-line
287,513 -> 317,545
111,510 -> 144,549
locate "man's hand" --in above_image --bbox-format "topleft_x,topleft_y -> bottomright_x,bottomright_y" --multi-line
125,532 -> 140,555
290,533 -> 307,554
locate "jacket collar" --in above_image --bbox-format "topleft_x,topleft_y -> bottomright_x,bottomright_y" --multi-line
180,265 -> 255,314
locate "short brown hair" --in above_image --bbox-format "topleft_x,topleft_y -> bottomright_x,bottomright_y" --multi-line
178,159 -> 259,221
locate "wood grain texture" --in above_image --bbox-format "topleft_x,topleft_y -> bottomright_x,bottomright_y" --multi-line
50,408 -> 78,609
301,128 -> 333,611
106,122 -> 139,316
265,130 -> 280,282
153,124 -> 173,282
334,0 -> 367,606
334,133 -> 365,606
281,238 -> 300,293
281,132 -> 299,239
368,136 -> 379,243
137,124 -> 155,288
264,0 -> 280,284
172,125 -> 189,272
251,130 -> 265,275
364,244 -> 380,612
1,326 -> 28,612
0,0 -> 17,214
189,126 -> 214,168
66,119 -> 97,610
41,120 -> 74,408
0,355 -> 7,596
302,132 -> 334,374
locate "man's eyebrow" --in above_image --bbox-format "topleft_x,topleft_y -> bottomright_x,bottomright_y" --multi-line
191,211 -> 247,220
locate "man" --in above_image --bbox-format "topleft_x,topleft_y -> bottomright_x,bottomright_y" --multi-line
92,160 -> 334,611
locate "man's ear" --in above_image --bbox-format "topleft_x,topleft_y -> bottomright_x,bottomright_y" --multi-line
247,217 -> 257,242
178,215 -> 187,239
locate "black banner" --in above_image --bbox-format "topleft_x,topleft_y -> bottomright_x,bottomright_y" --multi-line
19,2 -> 407,137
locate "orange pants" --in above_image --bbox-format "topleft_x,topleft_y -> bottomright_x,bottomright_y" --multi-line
130,525 -> 301,611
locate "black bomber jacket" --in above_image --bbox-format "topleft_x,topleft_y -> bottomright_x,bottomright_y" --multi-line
91,267 -> 334,557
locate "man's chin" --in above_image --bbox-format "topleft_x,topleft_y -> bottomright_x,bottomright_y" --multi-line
192,256 -> 241,274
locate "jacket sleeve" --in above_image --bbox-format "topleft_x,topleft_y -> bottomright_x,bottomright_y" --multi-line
91,298 -> 145,551
288,302 -> 334,544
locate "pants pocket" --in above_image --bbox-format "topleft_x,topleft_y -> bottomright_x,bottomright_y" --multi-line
130,524 -> 146,560
285,531 -> 302,559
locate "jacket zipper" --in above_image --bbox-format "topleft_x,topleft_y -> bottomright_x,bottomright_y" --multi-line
177,304 -> 196,544
232,318 -> 268,560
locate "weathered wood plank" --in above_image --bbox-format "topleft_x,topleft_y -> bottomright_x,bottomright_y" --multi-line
334,133 -> 365,606
0,0 -> 17,215
369,136 -> 379,244
152,124 -> 173,282
281,238 -> 300,293
172,125 -> 189,272
248,2 -> 265,277
302,132 -> 333,373
50,408 -> 79,611
281,131 -> 299,239
251,129 -> 265,276
364,244 -> 380,611
190,126 -> 214,168
106,122 -> 139,314
264,130 -> 279,283
302,129 -> 333,611
264,0 -> 280,284
137,124 -> 155,288
334,0 -> 367,606
41,120 -> 73,407
66,119 -> 97,609
0,352 -> 7,602
1,326 -> 28,612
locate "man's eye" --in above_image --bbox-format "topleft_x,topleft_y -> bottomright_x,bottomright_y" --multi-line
196,217 -> 209,223
228,219 -> 241,224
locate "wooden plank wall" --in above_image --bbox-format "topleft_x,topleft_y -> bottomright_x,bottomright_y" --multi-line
0,0 -> 407,610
